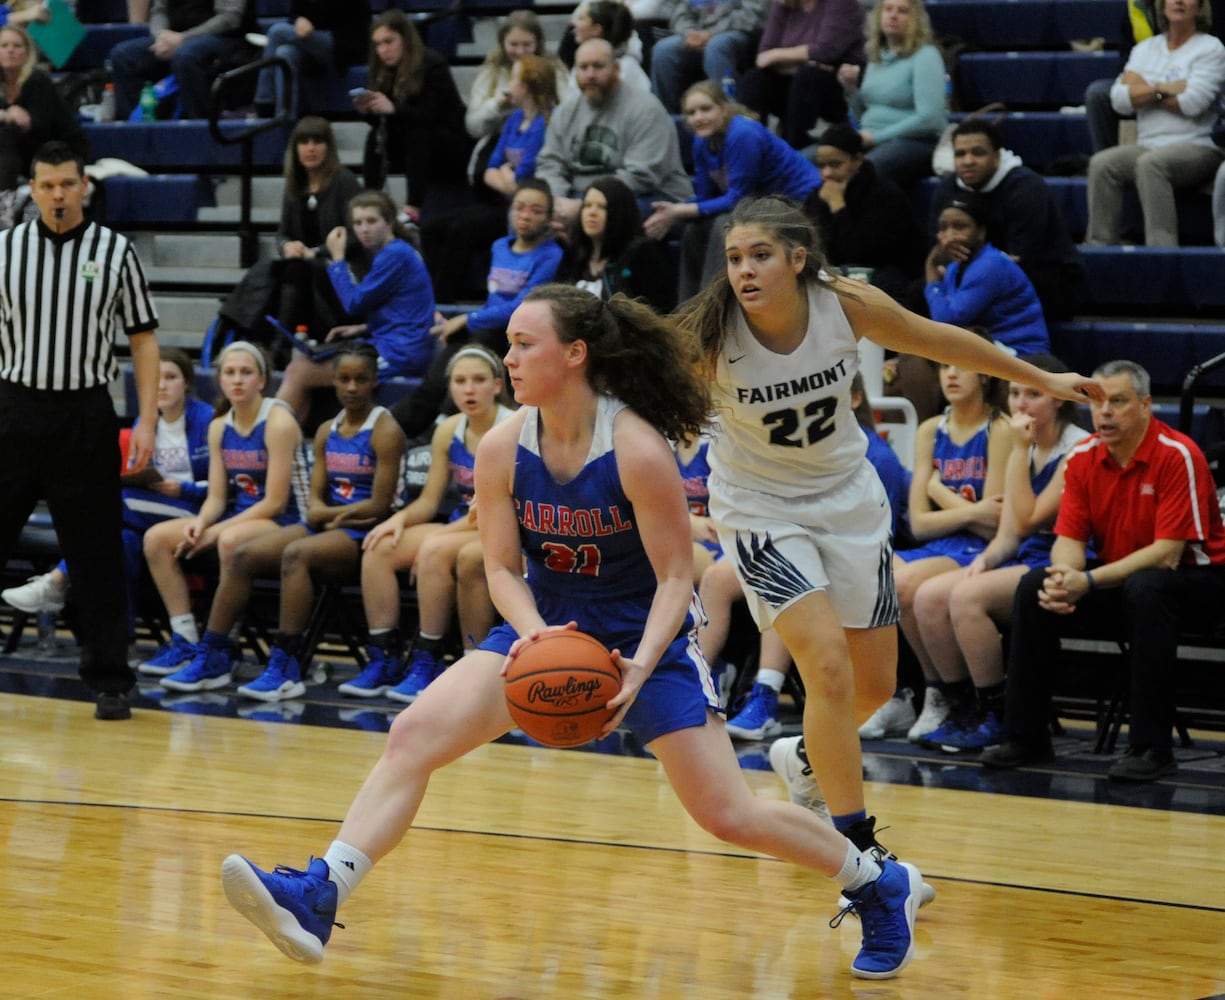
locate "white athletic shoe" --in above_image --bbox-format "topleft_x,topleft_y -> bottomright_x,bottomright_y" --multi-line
1,572 -> 66,614
907,687 -> 951,743
858,689 -> 917,740
768,735 -> 832,825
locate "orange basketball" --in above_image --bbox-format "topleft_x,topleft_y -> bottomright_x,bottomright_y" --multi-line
504,631 -> 622,748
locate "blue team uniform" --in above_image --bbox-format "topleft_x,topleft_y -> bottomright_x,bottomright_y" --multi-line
445,404 -> 516,523
864,429 -> 911,541
222,398 -> 301,525
896,411 -> 992,566
675,438 -> 721,558
480,396 -> 720,743
1011,423 -> 1088,568
316,406 -> 388,541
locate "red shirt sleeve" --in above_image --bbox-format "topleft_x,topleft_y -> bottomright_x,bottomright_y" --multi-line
1054,449 -> 1093,543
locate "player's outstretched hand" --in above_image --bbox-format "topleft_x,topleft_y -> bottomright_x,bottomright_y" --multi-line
1046,371 -> 1104,404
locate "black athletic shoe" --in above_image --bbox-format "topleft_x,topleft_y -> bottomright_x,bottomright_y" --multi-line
95,692 -> 132,721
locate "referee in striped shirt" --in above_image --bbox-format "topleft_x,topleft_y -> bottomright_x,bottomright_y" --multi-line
0,141 -> 160,721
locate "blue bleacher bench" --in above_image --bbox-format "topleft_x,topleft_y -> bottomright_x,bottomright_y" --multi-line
957,50 -> 1119,109
82,121 -> 292,171
1079,246 -> 1225,310
1052,320 -> 1225,395
98,175 -> 208,224
927,0 -> 1122,51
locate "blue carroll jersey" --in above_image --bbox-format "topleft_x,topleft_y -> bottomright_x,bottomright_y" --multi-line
932,410 -> 992,502
448,404 -> 515,522
222,398 -> 300,523
513,395 -> 695,648
324,406 -> 387,507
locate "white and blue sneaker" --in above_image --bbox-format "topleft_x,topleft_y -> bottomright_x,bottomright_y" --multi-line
834,859 -> 923,979
386,647 -> 441,704
221,856 -> 338,964
237,646 -> 306,702
160,636 -> 236,692
138,632 -> 197,677
337,645 -> 403,698
725,683 -> 782,741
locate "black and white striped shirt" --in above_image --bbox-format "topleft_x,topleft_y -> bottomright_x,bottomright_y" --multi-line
0,219 -> 159,391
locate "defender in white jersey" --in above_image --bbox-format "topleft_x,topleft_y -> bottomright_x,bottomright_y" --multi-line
221,285 -> 931,981
677,196 -> 1104,877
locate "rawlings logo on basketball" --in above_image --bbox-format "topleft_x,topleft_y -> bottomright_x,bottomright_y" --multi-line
526,675 -> 604,707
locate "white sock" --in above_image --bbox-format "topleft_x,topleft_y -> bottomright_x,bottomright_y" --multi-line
835,841 -> 883,893
170,614 -> 198,644
756,668 -> 786,693
323,840 -> 373,907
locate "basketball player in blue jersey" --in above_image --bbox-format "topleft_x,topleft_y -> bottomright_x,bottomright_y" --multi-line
171,343 -> 406,702
223,285 -> 929,981
881,338 -> 1012,742
675,197 -> 1104,959
140,342 -> 306,691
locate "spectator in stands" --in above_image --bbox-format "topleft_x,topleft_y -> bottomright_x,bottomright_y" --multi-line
253,0 -> 371,119
556,174 -> 676,313
219,116 -> 362,361
981,359 -> 1225,782
837,0 -> 946,190
808,122 -> 922,303
355,10 -> 470,223
648,0 -> 768,113
390,179 -> 561,441
535,38 -> 693,225
1214,157 -> 1225,245
1085,0 -> 1225,246
138,342 -> 305,683
570,1 -> 651,91
277,190 -> 435,423
1,347 -> 212,655
109,0 -> 257,121
860,334 -> 1010,742
340,344 -> 515,702
642,79 -> 822,302
904,356 -> 1087,752
737,0 -> 866,150
718,374 -> 911,743
1085,0 -> 1161,152
464,11 -> 570,193
182,342 -> 405,702
423,53 -> 559,303
924,191 -> 1051,359
0,26 -> 88,199
928,119 -> 1085,322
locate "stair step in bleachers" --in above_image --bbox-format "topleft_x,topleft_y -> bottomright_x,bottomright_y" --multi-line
1079,246 -> 1225,311
957,50 -> 1117,109
62,24 -> 148,71
82,122 -> 291,171
99,175 -> 208,225
1052,320 -> 1225,394
927,0 -> 1123,50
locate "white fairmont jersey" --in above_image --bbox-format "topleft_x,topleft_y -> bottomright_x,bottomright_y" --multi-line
708,279 -> 868,499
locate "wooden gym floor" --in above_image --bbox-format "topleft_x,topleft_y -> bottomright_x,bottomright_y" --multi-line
1,648 -> 1224,998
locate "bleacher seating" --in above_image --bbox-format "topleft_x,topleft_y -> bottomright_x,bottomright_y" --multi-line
957,50 -> 1119,109
927,0 -> 1123,51
1053,321 -> 1225,395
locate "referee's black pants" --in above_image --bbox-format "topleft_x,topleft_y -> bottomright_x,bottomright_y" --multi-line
0,383 -> 134,695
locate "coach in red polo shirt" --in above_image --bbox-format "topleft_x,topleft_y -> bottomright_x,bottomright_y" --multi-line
981,359 -> 1225,782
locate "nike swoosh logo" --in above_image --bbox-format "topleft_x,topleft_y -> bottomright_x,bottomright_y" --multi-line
728,354 -> 746,364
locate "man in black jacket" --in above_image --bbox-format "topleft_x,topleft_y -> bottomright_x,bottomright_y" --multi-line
928,119 -> 1085,321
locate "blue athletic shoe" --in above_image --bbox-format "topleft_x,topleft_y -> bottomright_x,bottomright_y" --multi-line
939,710 -> 1004,752
835,859 -> 922,979
160,636 -> 236,692
386,647 -> 441,704
221,855 -> 338,964
913,713 -> 974,751
725,683 -> 782,741
337,646 -> 403,698
237,647 -> 306,702
138,632 -> 197,676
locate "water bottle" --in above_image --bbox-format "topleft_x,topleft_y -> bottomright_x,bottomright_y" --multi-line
139,82 -> 157,122
36,612 -> 56,652
96,83 -> 115,123
721,73 -> 737,100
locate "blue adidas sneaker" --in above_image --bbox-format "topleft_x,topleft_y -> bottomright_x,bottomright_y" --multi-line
337,645 -> 403,698
138,632 -> 197,677
160,636 -> 236,692
386,647 -> 441,704
221,855 -> 338,964
725,683 -> 782,741
834,859 -> 922,979
237,646 -> 306,702
939,710 -> 1005,753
